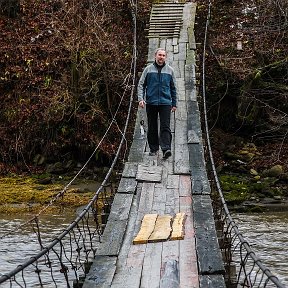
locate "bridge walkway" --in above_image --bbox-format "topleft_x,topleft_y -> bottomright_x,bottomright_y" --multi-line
83,2 -> 225,288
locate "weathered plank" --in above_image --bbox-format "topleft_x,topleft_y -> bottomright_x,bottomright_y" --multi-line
186,49 -> 196,66
108,193 -> 134,221
199,275 -> 226,288
178,175 -> 192,197
128,139 -> 146,162
173,42 -> 187,61
141,242 -> 163,288
187,129 -> 200,144
188,26 -> 196,50
133,213 -> 158,244
149,214 -> 172,242
193,195 -> 225,275
151,186 -> 167,214
176,77 -> 185,95
160,259 -> 180,288
82,256 -> 117,288
165,189 -> 179,215
167,174 -> 179,189
96,219 -> 128,256
148,38 -> 160,62
117,177 -> 137,194
174,102 -> 190,174
171,212 -> 186,240
188,143 -> 211,195
179,195 -> 199,288
110,192 -> 144,287
122,162 -> 138,178
136,164 -> 163,182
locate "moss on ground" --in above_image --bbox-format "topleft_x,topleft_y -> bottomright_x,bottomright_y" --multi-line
0,175 -> 95,214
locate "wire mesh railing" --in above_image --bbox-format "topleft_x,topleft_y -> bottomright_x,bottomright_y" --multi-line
200,1 -> 286,287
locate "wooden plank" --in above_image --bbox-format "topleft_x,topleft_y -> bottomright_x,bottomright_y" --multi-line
179,195 -> 199,288
193,195 -> 225,275
133,213 -> 158,244
148,38 -> 159,62
148,215 -> 172,242
160,259 -> 180,288
188,129 -> 200,144
117,177 -> 137,194
167,174 -> 179,189
136,164 -> 163,182
82,256 -> 117,288
178,175 -> 191,197
166,38 -> 174,54
172,37 -> 178,46
171,212 -> 186,240
122,162 -> 138,178
186,49 -> 196,66
165,188 -> 179,215
176,77 -> 185,96
151,186 -> 167,214
174,103 -> 190,175
110,191 -> 144,287
138,182 -> 155,215
200,275 -> 226,288
173,42 -> 187,61
140,242 -> 163,288
175,100 -> 187,121
128,139 -> 146,162
188,26 -> 196,50
108,193 -> 134,221
173,44 -> 179,54
96,219 -> 128,256
159,38 -> 167,50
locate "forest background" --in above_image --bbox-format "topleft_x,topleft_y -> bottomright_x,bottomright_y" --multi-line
0,0 -> 287,208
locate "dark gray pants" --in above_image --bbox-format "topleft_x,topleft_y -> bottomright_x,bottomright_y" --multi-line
146,104 -> 172,152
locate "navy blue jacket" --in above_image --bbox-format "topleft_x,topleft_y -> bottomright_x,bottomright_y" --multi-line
137,62 -> 177,107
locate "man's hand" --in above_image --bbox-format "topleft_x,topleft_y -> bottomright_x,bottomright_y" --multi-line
139,100 -> 145,108
171,106 -> 177,112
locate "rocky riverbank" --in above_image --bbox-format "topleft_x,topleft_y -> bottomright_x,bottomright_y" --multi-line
212,129 -> 288,212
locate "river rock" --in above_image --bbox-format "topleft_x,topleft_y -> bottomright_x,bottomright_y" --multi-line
250,169 -> 258,176
262,165 -> 283,177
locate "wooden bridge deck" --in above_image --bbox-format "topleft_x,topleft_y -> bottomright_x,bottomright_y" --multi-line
83,2 -> 225,288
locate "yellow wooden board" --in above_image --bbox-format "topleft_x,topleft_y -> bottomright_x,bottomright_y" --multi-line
133,213 -> 186,245
133,214 -> 158,244
148,215 -> 172,243
171,212 -> 186,240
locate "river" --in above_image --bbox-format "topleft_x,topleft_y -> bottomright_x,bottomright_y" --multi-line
0,212 -> 287,287
233,212 -> 288,286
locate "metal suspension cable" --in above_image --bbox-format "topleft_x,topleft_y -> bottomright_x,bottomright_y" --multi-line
0,1 -> 138,283
200,1 -> 285,287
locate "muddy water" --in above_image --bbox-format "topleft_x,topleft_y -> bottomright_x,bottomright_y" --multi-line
0,212 -> 287,287
233,212 -> 288,286
0,211 -> 84,287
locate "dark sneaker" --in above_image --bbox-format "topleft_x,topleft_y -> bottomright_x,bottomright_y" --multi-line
163,150 -> 172,159
149,151 -> 158,156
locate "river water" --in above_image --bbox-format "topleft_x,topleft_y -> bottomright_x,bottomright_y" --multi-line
0,211 -> 85,287
0,212 -> 287,287
233,212 -> 288,286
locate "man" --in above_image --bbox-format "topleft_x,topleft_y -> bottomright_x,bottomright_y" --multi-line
138,48 -> 177,159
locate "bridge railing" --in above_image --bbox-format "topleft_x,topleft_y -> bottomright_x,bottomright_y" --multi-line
201,2 -> 286,287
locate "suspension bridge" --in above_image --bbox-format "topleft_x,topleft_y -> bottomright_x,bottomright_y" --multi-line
0,1 -> 286,288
